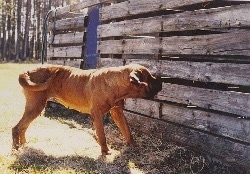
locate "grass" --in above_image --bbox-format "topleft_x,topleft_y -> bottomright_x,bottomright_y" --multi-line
0,63 -> 245,174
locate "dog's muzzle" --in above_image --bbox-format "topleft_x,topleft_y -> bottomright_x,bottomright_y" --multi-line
146,77 -> 162,99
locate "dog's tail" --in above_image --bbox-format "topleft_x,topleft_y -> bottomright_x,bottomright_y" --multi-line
19,70 -> 59,91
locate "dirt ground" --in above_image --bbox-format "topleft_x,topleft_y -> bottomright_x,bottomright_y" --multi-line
0,63 -> 246,173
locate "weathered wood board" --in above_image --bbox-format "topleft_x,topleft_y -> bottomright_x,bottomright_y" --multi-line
125,98 -> 160,118
48,16 -> 87,32
97,58 -> 250,86
52,12 -> 86,21
49,32 -> 84,46
161,103 -> 250,143
56,0 -> 111,16
100,0 -> 211,21
98,31 -> 250,56
100,0 -> 249,21
47,46 -> 82,58
157,83 -> 250,118
98,4 -> 250,37
124,98 -> 250,143
47,59 -> 82,68
124,111 -> 250,170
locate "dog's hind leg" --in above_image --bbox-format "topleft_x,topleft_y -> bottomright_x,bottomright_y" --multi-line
109,101 -> 136,147
12,90 -> 47,150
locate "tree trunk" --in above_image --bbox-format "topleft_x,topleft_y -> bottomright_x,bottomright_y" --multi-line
30,0 -> 36,59
15,0 -> 22,61
2,1 -> 7,60
35,0 -> 41,60
23,0 -> 31,60
1,0 -> 59,62
6,0 -> 12,61
9,0 -> 16,60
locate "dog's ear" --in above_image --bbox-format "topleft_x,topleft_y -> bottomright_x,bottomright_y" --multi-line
130,70 -> 142,84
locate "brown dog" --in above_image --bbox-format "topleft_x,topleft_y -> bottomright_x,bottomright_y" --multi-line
12,64 -> 162,155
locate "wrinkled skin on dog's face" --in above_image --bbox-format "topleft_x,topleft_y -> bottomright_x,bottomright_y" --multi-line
129,66 -> 162,99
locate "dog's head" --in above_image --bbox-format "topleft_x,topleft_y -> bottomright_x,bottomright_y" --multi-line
128,64 -> 162,99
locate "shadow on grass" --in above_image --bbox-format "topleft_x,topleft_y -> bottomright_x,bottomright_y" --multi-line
44,101 -> 112,132
9,141 -> 245,174
22,101 -> 244,174
45,101 -> 93,128
9,147 -> 132,173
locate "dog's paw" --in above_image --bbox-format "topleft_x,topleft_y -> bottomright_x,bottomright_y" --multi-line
101,150 -> 111,156
101,146 -> 110,156
127,139 -> 137,147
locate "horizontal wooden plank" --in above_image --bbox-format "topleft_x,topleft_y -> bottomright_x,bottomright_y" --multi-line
98,16 -> 161,38
47,59 -> 82,68
100,0 -> 250,21
98,38 -> 160,55
47,46 -> 82,58
124,111 -> 250,170
100,0 -> 214,21
99,58 -> 250,116
46,47 -> 54,59
52,11 -> 88,21
159,61 -> 250,86
161,31 -> 250,56
97,58 -> 250,86
162,4 -> 250,32
56,0 -> 111,16
97,58 -> 162,74
98,4 -> 250,38
97,58 -> 123,68
48,16 -> 87,32
161,103 -> 250,143
124,98 -> 250,143
49,32 -> 84,46
122,54 -> 156,60
98,40 -> 123,54
98,31 -> 250,56
124,98 -> 160,118
157,83 -> 250,117
100,1 -> 129,22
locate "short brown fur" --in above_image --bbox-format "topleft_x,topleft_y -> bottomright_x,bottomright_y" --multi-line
12,64 -> 162,155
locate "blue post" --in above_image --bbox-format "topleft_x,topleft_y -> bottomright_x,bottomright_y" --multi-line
84,6 -> 100,69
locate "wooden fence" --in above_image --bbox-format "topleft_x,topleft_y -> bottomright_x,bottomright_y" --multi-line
46,0 -> 110,68
47,0 -> 250,170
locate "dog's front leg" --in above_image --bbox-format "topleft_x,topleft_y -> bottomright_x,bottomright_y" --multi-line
110,101 -> 136,147
92,113 -> 109,155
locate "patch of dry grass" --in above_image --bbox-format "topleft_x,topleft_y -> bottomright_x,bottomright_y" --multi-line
0,63 -> 245,174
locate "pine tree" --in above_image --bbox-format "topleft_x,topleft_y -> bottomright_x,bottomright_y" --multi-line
23,0 -> 31,60
15,0 -> 22,61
